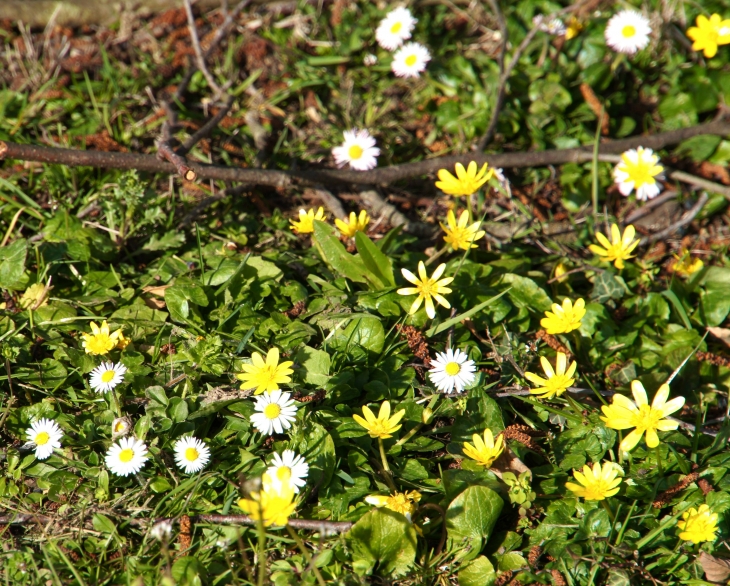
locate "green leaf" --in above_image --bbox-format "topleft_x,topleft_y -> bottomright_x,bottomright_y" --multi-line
355,232 -> 395,287
446,485 -> 504,543
294,345 -> 331,385
143,231 -> 185,251
92,513 -> 117,534
591,272 -> 627,304
0,239 -> 27,290
146,385 -> 168,406
168,397 -> 189,422
501,274 -> 551,312
426,289 -> 509,336
188,397 -> 248,420
458,555 -> 497,586
294,422 -> 335,489
165,280 -> 209,323
348,509 -> 418,577
331,317 -> 385,355
312,220 -> 369,284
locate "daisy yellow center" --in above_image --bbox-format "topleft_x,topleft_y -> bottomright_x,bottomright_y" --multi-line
101,370 -> 116,383
348,145 -> 364,160
35,432 -> 50,445
621,24 -> 636,38
405,54 -> 417,67
114,422 -> 126,433
630,404 -> 663,433
185,447 -> 199,461
264,404 -> 282,420
445,362 -> 461,376
276,466 -> 292,482
390,21 -> 402,33
119,448 -> 134,463
582,479 -> 614,500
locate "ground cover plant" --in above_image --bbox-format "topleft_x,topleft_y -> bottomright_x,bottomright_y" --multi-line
2,0 -> 730,584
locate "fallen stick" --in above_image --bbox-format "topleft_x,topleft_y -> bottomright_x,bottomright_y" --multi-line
2,120 -> 728,188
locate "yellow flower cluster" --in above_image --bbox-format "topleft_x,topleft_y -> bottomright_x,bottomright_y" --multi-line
289,207 -> 371,239
687,14 -> 730,58
238,472 -> 297,527
80,321 -> 128,355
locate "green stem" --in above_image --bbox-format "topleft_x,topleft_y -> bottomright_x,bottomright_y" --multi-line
395,395 -> 439,446
424,244 -> 451,267
601,499 -> 615,523
110,389 -> 122,418
256,513 -> 267,586
615,500 -> 637,545
655,445 -> 664,475
286,525 -> 327,586
378,438 -> 390,473
565,394 -> 586,420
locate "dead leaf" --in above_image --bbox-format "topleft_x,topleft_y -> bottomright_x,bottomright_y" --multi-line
490,446 -> 531,480
142,284 -> 171,297
699,551 -> 730,584
143,297 -> 166,310
707,327 -> 730,348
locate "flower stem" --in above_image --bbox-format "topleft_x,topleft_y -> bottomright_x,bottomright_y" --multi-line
655,445 -> 664,475
601,499 -> 615,523
395,395 -> 439,447
565,394 -> 585,420
256,514 -> 267,586
378,437 -> 390,473
424,244 -> 450,267
286,525 -> 327,586
110,390 -> 122,418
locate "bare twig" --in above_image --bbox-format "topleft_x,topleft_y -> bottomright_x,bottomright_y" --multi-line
358,189 -> 434,235
183,0 -> 225,97
4,120 -> 728,188
623,190 -> 678,224
157,103 -> 197,181
669,169 -> 730,201
179,95 -> 236,156
640,192 -> 709,245
0,513 -> 353,534
313,187 -> 347,220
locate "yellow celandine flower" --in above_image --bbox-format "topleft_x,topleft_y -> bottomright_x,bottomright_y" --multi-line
677,504 -> 719,544
290,207 -> 327,234
81,321 -> 122,355
565,461 -> 622,501
115,330 -> 131,350
687,14 -> 730,59
600,380 -> 685,452
672,250 -> 704,278
553,262 -> 569,283
565,16 -> 583,40
365,490 -> 422,521
236,348 -> 294,395
335,210 -> 370,238
353,400 -> 406,439
435,162 -> 494,197
238,473 -> 297,527
462,428 -> 505,468
397,261 -> 453,319
540,298 -> 586,335
524,352 -> 577,400
589,224 -> 640,270
441,210 -> 486,251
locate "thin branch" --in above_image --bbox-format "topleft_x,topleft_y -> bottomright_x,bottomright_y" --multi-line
0,513 -> 353,534
623,190 -> 678,224
313,187 -> 347,220
2,120 -> 729,188
640,192 -> 709,245
179,94 -> 235,156
157,112 -> 197,182
183,0 -> 224,97
359,189 -> 434,236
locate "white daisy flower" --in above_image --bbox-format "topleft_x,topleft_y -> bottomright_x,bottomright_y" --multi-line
250,390 -> 298,436
266,450 -> 309,493
173,436 -> 211,474
105,436 -> 148,476
332,129 -> 380,171
533,16 -> 566,36
25,418 -> 63,460
391,42 -> 431,78
150,520 -> 172,541
89,361 -> 127,393
428,348 -> 477,394
376,6 -> 417,50
605,10 -> 651,55
613,146 -> 664,201
111,416 -> 132,438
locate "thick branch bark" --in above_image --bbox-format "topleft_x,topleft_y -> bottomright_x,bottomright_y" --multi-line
2,120 -> 729,188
